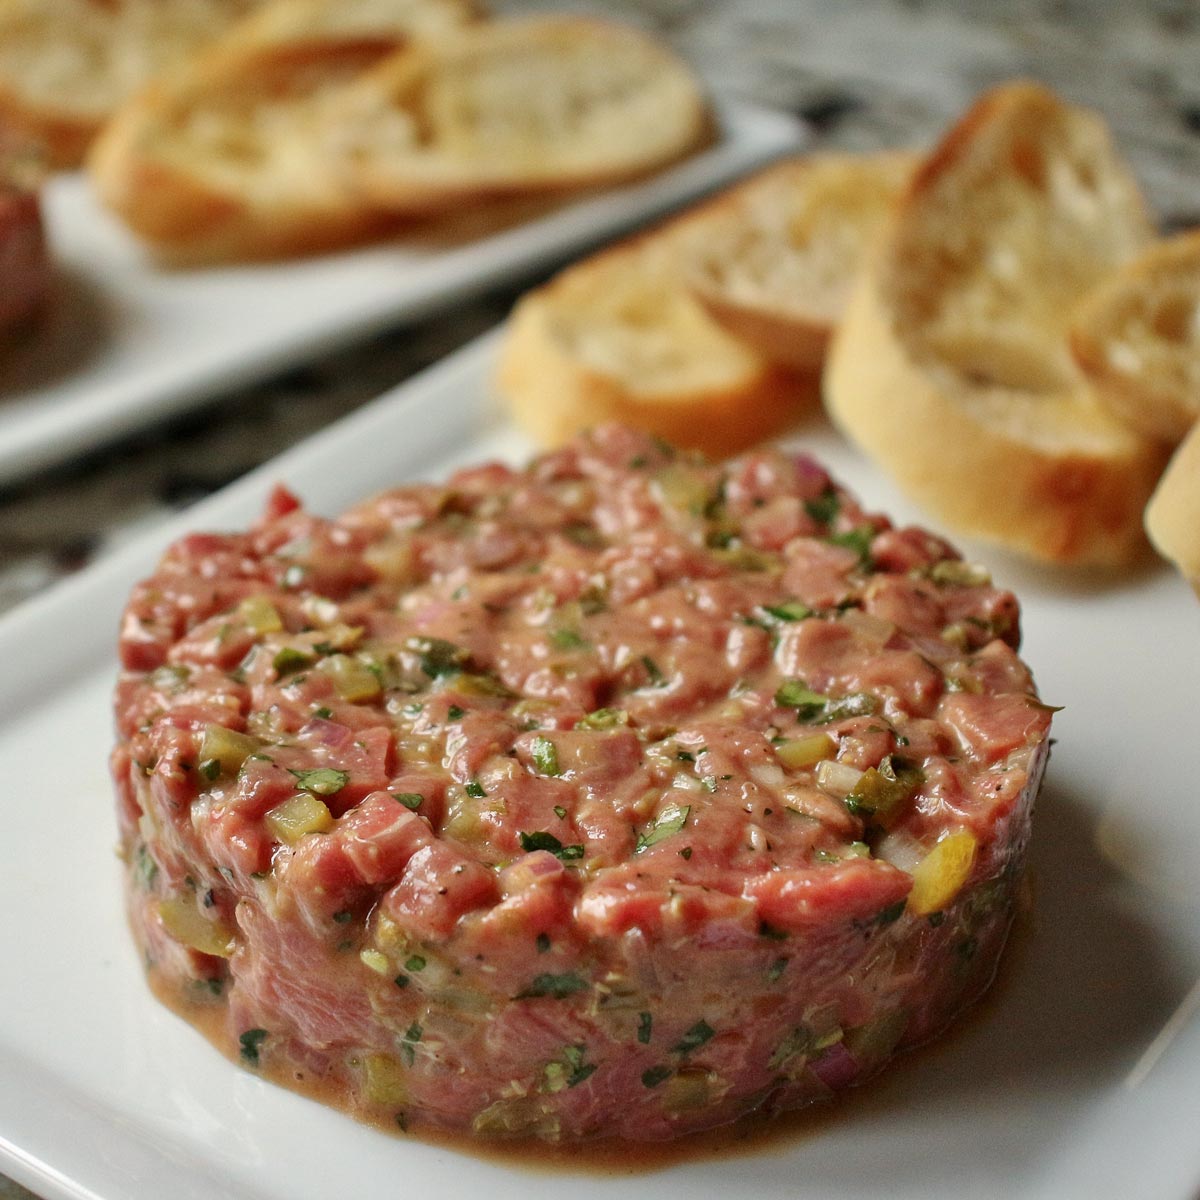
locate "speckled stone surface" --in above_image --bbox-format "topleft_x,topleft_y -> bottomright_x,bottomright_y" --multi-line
4,1 -> 1200,1195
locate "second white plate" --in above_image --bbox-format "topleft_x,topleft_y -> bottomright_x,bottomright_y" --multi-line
0,99 -> 799,486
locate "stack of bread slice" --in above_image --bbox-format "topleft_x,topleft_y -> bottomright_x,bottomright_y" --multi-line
1068,232 -> 1200,586
85,7 -> 711,261
0,0 -> 266,168
496,152 -> 917,458
824,82 -> 1168,567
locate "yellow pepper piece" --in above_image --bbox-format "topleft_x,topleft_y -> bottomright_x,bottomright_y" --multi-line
265,793 -> 334,843
157,897 -> 236,958
907,830 -> 978,915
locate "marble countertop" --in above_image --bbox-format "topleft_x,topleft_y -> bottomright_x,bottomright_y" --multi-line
4,1 -> 1200,1197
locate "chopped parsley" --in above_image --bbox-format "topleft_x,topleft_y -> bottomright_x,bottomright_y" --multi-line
392,792 -> 423,810
404,954 -> 426,973
804,488 -> 840,525
637,1012 -> 653,1045
407,636 -> 468,679
672,1020 -> 715,1056
518,972 -> 587,1000
641,1065 -> 671,1088
553,805 -> 568,820
775,680 -> 878,724
640,655 -> 667,687
238,1028 -> 268,1065
312,706 -> 333,720
447,705 -> 465,720
549,628 -> 588,651
465,780 -> 486,799
635,803 -> 690,853
577,707 -> 628,730
828,526 -> 875,566
761,600 -> 813,623
519,831 -> 584,860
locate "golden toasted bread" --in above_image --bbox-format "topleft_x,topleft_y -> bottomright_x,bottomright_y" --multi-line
87,0 -> 479,260
825,81 -> 1165,566
1069,228 -> 1200,445
332,16 -> 711,214
684,151 -> 918,370
0,0 -> 265,168
496,229 -> 807,459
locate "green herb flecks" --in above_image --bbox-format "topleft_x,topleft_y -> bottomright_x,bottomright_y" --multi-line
637,1012 -> 653,1045
406,636 -> 469,679
635,803 -> 691,853
519,830 -> 584,861
642,1065 -> 672,1088
392,792 -> 423,810
577,707 -> 628,730
761,600 -> 813,623
239,1028 -> 268,1065
672,1020 -> 715,1056
804,488 -> 840,525
518,972 -> 587,1000
775,680 -> 878,724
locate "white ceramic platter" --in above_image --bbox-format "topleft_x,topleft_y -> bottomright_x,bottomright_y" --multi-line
0,330 -> 1198,1200
0,99 -> 799,487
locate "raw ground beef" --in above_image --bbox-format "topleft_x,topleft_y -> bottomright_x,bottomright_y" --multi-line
111,424 -> 1051,1142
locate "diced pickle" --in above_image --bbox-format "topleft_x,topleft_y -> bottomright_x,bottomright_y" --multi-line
238,596 -> 283,634
653,464 -> 712,515
843,756 -> 923,825
321,654 -> 382,701
844,1009 -> 910,1066
157,897 -> 236,958
907,830 -> 978,915
199,725 -> 261,775
662,1066 -> 714,1112
265,794 -> 335,843
775,733 -> 837,769
363,1054 -> 409,1105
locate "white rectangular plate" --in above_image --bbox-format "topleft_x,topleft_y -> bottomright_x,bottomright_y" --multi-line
0,99 -> 799,486
1,330 -> 1198,1200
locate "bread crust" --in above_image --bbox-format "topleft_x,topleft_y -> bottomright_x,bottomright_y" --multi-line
824,81 -> 1166,567
1145,418 -> 1200,585
683,152 -> 919,371
339,16 -> 712,214
1069,229 -> 1200,445
496,235 -> 812,459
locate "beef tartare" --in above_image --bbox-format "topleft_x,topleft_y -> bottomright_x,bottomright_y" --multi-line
111,425 -> 1051,1142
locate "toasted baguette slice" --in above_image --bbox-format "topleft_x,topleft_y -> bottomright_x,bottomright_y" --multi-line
684,152 -> 918,370
0,0 -> 265,168
1145,419 -> 1200,588
496,231 -> 808,459
88,0 -> 479,261
332,16 -> 711,213
1069,229 -> 1200,444
825,81 -> 1165,566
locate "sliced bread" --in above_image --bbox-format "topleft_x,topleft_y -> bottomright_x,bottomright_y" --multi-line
87,0 -> 479,260
684,151 -> 918,370
825,81 -> 1166,566
1069,228 -> 1200,444
330,16 -> 711,213
496,230 -> 807,459
1145,418 -> 1200,589
0,0 -> 264,168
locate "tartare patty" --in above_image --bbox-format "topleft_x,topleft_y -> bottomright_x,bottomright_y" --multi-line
111,425 -> 1051,1142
